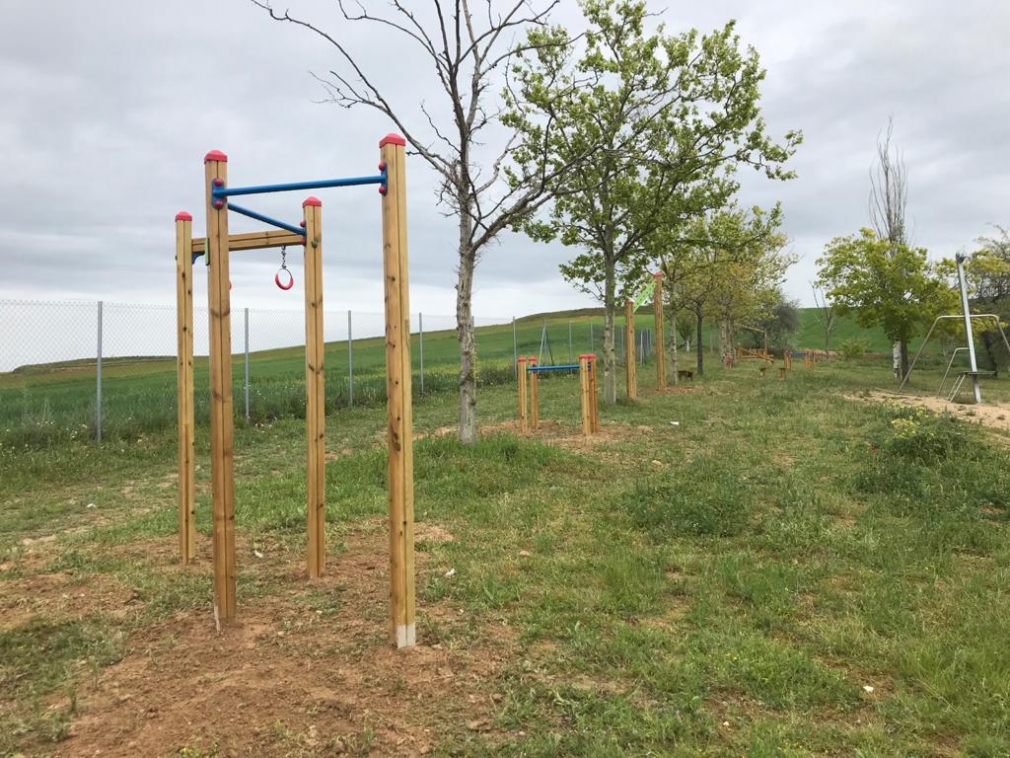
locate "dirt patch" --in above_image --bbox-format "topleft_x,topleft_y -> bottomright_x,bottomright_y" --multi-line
0,571 -> 138,630
415,523 -> 454,544
649,384 -> 700,395
847,390 -> 1010,434
45,528 -> 515,758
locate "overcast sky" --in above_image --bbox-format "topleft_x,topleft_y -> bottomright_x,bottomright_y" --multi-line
2,0 -> 1008,319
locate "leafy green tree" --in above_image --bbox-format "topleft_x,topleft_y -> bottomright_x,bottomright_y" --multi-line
752,290 -> 801,351
663,204 -> 788,374
509,0 -> 800,402
816,228 -> 957,380
965,227 -> 1010,370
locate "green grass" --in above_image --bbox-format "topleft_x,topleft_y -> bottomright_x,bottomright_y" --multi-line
4,350 -> 1010,755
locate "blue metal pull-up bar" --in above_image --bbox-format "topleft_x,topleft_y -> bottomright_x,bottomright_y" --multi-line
211,170 -> 387,201
208,167 -> 388,237
228,203 -> 306,237
527,363 -> 584,373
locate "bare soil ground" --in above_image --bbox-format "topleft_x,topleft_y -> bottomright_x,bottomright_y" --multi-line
849,390 -> 1010,435
10,524 -> 516,758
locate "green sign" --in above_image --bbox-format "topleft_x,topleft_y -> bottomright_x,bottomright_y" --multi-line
631,279 -> 655,309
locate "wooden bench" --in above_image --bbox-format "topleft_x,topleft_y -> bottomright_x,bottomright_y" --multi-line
677,369 -> 694,381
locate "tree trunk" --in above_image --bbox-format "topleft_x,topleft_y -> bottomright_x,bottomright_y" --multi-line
695,310 -> 705,375
720,318 -> 735,368
457,219 -> 478,444
670,311 -> 678,386
602,268 -> 618,404
899,339 -> 910,383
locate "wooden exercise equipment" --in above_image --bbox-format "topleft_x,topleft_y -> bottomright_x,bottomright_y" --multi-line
175,134 -> 416,648
517,354 -> 599,436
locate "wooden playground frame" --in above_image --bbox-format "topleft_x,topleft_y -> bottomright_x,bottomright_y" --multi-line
624,272 -> 667,399
174,134 -> 416,648
517,354 -> 599,435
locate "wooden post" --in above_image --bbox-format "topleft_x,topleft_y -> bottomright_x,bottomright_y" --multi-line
303,197 -> 326,579
380,134 -> 415,649
204,150 -> 237,623
589,353 -> 599,433
529,356 -> 539,430
579,355 -> 592,435
517,357 -> 528,433
653,273 -> 666,390
175,212 -> 197,564
625,299 -> 637,400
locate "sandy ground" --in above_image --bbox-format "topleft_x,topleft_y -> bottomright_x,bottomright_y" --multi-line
849,390 -> 1010,436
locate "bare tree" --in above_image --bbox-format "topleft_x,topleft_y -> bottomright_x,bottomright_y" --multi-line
869,118 -> 909,248
250,1 -> 592,443
810,283 -> 837,354
868,117 -> 912,379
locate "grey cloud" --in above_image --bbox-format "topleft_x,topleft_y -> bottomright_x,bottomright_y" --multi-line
1,0 -> 1008,315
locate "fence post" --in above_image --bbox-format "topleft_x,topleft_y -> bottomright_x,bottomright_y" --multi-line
512,317 -> 518,379
419,312 -> 425,396
244,307 -> 250,422
347,309 -> 353,407
95,300 -> 103,442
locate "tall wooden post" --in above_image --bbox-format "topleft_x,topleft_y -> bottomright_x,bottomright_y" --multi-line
653,273 -> 666,390
588,353 -> 599,433
175,212 -> 197,564
517,357 -> 528,432
380,134 -> 416,649
579,355 -> 592,436
204,150 -> 237,623
529,356 -> 539,430
625,299 -> 637,400
303,197 -> 326,579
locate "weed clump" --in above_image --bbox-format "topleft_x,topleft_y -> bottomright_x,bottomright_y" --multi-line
618,456 -> 753,539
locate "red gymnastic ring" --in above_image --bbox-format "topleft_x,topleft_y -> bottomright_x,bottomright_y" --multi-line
275,269 -> 295,290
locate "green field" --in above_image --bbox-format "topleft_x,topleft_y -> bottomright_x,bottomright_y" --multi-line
0,307 -> 960,451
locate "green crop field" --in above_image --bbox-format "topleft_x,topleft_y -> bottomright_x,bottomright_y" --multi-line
0,307 -> 957,451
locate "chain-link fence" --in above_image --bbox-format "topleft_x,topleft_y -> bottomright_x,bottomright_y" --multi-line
1,300 -> 667,447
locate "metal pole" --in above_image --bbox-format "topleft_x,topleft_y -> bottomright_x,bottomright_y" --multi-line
590,323 -> 594,352
347,309 -> 354,407
419,312 -> 425,396
244,307 -> 250,421
512,317 -> 518,378
956,253 -> 982,403
96,300 -> 103,442
568,320 -> 573,364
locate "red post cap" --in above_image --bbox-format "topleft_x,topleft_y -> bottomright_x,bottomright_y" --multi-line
653,271 -> 663,279
204,149 -> 228,163
518,357 -> 528,363
175,211 -> 192,221
379,133 -> 406,147
303,196 -> 322,207
579,353 -> 590,359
